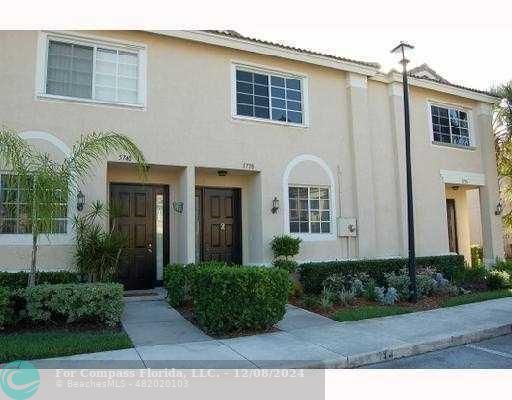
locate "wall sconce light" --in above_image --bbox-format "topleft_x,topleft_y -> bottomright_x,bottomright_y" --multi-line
173,201 -> 184,214
217,170 -> 228,177
271,197 -> 280,214
76,190 -> 85,212
495,200 -> 504,216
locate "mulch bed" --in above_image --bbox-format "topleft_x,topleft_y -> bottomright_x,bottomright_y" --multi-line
289,293 -> 451,318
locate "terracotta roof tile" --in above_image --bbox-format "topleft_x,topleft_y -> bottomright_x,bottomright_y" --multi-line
204,30 -> 381,69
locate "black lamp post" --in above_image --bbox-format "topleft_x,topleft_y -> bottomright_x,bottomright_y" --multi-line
391,41 -> 417,302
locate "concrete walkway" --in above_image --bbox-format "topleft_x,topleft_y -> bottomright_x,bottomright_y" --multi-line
34,297 -> 512,368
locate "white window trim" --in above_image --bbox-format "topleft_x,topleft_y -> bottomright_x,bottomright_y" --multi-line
35,31 -> 147,110
230,62 -> 309,128
0,131 -> 76,246
283,154 -> 337,241
427,100 -> 476,150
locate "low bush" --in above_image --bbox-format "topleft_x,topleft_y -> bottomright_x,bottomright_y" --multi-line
453,264 -> 488,285
163,262 -> 229,307
0,270 -> 80,289
0,287 -> 12,329
191,266 -> 290,335
299,255 -> 464,294
23,283 -> 123,328
273,259 -> 298,273
487,269 -> 511,290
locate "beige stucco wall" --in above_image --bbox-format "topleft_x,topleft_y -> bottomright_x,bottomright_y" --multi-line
0,30 -> 503,271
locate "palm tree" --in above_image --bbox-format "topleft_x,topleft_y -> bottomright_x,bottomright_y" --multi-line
493,82 -> 512,230
0,128 -> 147,286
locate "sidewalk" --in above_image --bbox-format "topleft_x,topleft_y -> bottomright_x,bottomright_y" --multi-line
33,297 -> 512,369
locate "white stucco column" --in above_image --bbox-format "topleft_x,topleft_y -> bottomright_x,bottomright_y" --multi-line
346,72 -> 377,257
388,82 -> 408,256
178,166 -> 196,264
476,103 -> 504,263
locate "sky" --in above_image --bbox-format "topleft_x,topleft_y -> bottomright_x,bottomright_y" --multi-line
234,26 -> 510,92
3,0 -> 511,92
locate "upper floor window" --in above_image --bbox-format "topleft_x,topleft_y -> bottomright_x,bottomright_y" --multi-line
0,174 -> 68,234
234,67 -> 305,125
288,186 -> 331,234
38,33 -> 146,107
430,104 -> 472,147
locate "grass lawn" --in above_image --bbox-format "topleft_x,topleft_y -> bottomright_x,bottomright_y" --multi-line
332,305 -> 412,322
441,289 -> 512,308
0,329 -> 133,363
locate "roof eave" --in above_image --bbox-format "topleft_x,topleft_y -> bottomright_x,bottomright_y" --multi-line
372,71 -> 498,104
147,30 -> 380,76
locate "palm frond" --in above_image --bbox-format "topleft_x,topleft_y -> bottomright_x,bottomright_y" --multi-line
65,131 -> 147,184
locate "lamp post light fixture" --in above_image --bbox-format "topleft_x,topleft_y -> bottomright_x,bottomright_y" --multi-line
271,197 -> 280,214
76,190 -> 85,212
391,41 -> 417,302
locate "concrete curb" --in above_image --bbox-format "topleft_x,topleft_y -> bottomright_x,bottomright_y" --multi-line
295,322 -> 512,369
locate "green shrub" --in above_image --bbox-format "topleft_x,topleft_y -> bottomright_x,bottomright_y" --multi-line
471,245 -> 484,267
453,264 -> 488,285
0,287 -> 12,329
273,259 -> 298,273
163,262 -> 229,307
163,264 -> 193,307
487,269 -> 511,290
0,271 -> 80,289
496,260 -> 512,275
385,272 -> 410,300
299,255 -> 465,294
191,266 -> 290,335
271,235 -> 301,259
23,283 -> 123,327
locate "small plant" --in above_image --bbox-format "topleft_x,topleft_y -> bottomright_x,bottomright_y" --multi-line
351,278 -> 365,297
73,201 -> 128,283
303,294 -> 321,309
289,281 -> 304,299
471,245 -> 484,267
416,274 -> 436,298
364,279 -> 378,301
385,271 -> 410,300
271,235 -> 301,262
375,286 -> 399,305
337,289 -> 356,306
487,269 -> 511,290
320,287 -> 335,309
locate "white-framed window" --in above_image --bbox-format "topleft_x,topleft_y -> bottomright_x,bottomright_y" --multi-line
36,32 -> 147,108
430,103 -> 473,147
288,186 -> 331,234
0,174 -> 68,234
232,64 -> 307,126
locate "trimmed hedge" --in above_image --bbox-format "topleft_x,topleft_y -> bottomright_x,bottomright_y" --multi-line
299,255 -> 465,294
0,287 -> 11,329
163,262 -> 228,307
0,271 -> 80,289
23,283 -> 123,327
191,266 -> 290,335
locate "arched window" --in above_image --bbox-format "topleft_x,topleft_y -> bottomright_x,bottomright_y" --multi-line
283,154 -> 337,241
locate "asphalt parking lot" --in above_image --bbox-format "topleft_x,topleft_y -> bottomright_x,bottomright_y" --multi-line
367,334 -> 512,368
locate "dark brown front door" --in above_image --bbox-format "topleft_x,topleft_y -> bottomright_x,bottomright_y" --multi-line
199,187 -> 242,264
110,184 -> 166,290
446,199 -> 459,253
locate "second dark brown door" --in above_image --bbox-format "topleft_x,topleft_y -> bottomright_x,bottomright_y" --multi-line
446,199 -> 459,253
201,187 -> 242,264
